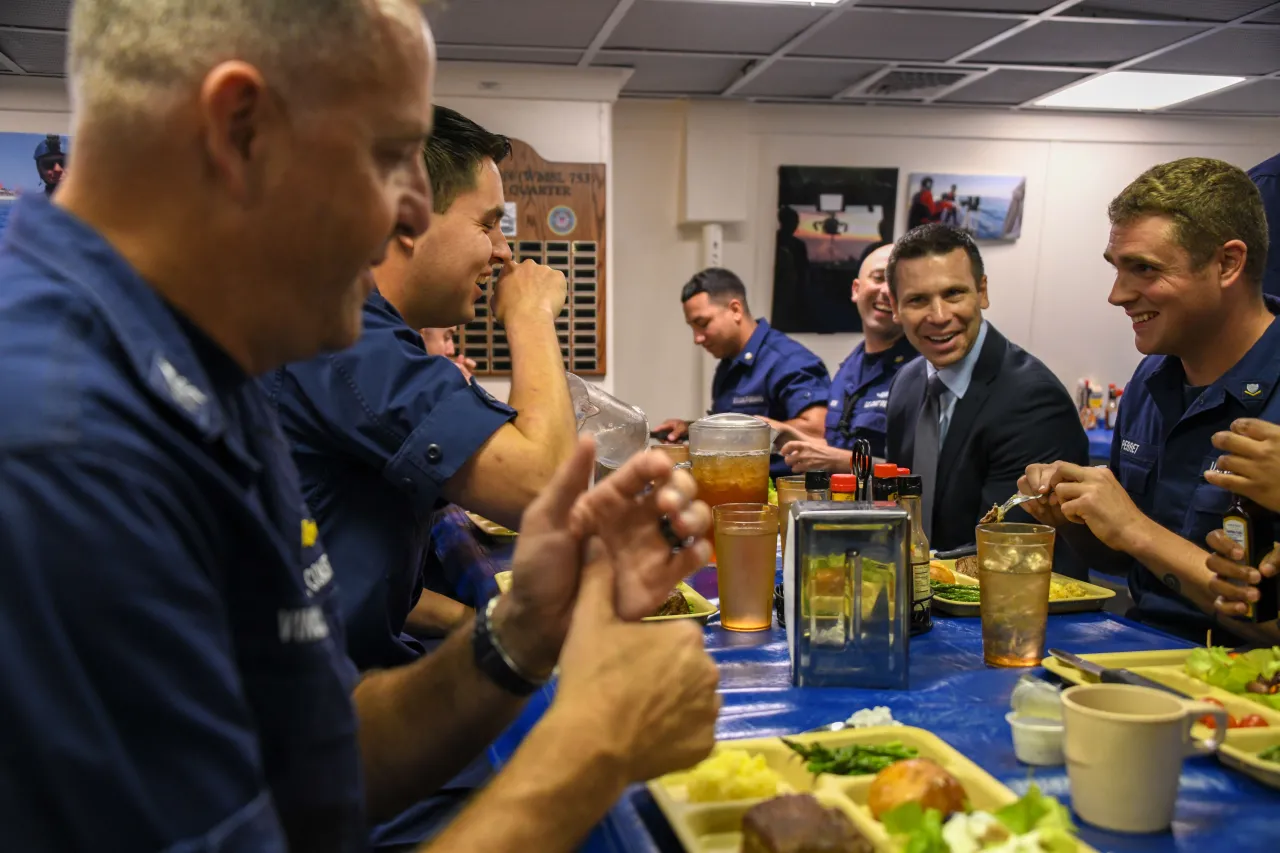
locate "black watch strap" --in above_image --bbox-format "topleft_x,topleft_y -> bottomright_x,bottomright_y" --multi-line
472,597 -> 543,696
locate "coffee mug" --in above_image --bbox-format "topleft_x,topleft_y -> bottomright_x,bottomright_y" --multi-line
1061,684 -> 1228,833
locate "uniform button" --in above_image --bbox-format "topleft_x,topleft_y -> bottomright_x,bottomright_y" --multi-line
744,352 -> 754,361
425,444 -> 443,464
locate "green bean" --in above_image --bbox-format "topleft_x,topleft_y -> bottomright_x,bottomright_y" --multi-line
781,739 -> 919,776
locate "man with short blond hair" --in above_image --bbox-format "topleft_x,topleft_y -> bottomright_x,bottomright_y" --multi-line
0,2 -> 720,850
1023,157 -> 1278,643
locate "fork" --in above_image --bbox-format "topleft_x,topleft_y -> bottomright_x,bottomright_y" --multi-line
993,492 -> 1039,521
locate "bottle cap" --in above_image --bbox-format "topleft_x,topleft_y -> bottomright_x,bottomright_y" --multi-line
897,467 -> 911,476
873,463 -> 899,479
805,470 -> 831,492
830,473 -> 857,493
898,474 -> 923,496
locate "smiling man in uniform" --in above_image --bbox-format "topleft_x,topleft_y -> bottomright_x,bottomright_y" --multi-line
780,242 -> 917,472
885,224 -> 1086,562
0,2 -> 721,850
267,106 -> 575,674
1022,158 -> 1278,642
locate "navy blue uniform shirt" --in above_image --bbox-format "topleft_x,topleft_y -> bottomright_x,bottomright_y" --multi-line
825,336 -> 918,459
1250,153 -> 1280,299
266,291 -> 515,672
710,318 -> 831,478
0,196 -> 364,851
1111,297 -> 1280,642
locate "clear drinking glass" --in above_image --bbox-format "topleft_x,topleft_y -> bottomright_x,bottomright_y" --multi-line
977,522 -> 1056,667
776,474 -> 807,557
567,374 -> 649,482
714,503 -> 779,632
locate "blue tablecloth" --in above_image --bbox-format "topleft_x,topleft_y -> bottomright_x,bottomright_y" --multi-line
487,562 -> 1279,853
1088,427 -> 1113,463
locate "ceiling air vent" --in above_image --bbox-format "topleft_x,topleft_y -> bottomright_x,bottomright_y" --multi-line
855,68 -> 976,101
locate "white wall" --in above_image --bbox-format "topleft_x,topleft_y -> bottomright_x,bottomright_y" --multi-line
612,99 -> 1280,424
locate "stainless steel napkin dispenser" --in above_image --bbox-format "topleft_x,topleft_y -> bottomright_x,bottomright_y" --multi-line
784,501 -> 910,689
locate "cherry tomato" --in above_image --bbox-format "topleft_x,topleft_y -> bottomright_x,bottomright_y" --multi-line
1197,699 -> 1239,729
1237,714 -> 1269,728
1202,697 -> 1225,707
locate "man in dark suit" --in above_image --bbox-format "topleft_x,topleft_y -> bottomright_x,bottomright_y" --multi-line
885,224 -> 1088,573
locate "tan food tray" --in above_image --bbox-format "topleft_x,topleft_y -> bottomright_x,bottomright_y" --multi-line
650,727 -> 1098,853
1043,648 -> 1280,790
492,571 -> 718,625
930,560 -> 1115,617
465,511 -> 517,538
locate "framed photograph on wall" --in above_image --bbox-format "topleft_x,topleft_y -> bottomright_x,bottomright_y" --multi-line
905,172 -> 1025,242
772,165 -> 898,334
0,132 -> 68,237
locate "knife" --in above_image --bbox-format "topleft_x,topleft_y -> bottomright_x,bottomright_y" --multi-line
1047,649 -> 1191,698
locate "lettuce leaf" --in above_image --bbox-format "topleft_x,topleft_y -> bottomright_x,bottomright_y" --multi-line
993,786 -> 1077,852
1185,646 -> 1280,701
881,803 -> 948,853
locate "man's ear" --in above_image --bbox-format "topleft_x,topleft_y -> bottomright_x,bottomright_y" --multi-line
198,60 -> 272,204
977,275 -> 990,310
1218,240 -> 1249,291
851,277 -> 862,304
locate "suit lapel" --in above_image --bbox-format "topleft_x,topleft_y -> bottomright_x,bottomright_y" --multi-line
898,361 -> 927,464
936,326 -> 1007,488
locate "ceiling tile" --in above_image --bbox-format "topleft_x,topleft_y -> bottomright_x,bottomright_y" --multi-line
860,0 -> 1059,10
793,9 -> 1017,60
968,20 -> 1207,65
0,0 -> 70,29
437,46 -> 582,65
1069,0 -> 1275,23
1169,78 -> 1280,114
426,0 -> 615,49
596,52 -> 748,94
0,31 -> 65,75
938,68 -> 1088,103
1135,27 -> 1280,75
736,60 -> 884,98
1256,8 -> 1280,24
608,1 -> 826,54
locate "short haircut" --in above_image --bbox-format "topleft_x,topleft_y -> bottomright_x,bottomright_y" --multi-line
886,224 -> 985,296
1109,157 -> 1268,290
681,268 -> 750,313
67,0 -> 416,123
857,240 -> 892,271
424,106 -> 512,214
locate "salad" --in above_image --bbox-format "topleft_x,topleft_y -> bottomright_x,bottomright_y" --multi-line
1185,647 -> 1280,710
882,785 -> 1078,853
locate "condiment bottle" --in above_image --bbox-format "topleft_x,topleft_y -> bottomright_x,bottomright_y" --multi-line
898,474 -> 934,636
1222,494 -> 1279,622
805,470 -> 831,501
871,463 -> 899,504
830,474 -> 858,501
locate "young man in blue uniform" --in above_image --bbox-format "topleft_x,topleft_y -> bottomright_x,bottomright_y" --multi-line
1022,158 -> 1277,643
0,2 -> 720,850
267,107 -> 576,674
655,267 -> 830,478
780,242 -> 917,473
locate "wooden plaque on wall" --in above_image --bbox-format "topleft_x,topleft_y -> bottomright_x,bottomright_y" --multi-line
460,138 -> 607,377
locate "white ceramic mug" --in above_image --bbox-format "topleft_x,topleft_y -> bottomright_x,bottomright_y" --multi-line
1061,684 -> 1228,834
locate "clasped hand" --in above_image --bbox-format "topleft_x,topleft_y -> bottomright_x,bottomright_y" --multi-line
1017,461 -> 1146,552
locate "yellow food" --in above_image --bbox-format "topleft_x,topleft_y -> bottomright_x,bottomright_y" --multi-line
1049,579 -> 1090,601
929,561 -> 955,584
867,758 -> 967,820
686,749 -> 781,803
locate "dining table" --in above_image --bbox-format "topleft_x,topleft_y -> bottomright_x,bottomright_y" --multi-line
472,545 -> 1280,853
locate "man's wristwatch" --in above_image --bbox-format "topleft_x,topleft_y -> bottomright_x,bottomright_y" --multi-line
472,596 -> 548,696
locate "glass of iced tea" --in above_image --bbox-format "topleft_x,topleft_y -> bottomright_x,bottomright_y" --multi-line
977,522 -> 1056,667
776,474 -> 807,556
714,503 -> 779,632
688,413 -> 771,510
651,442 -> 690,466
